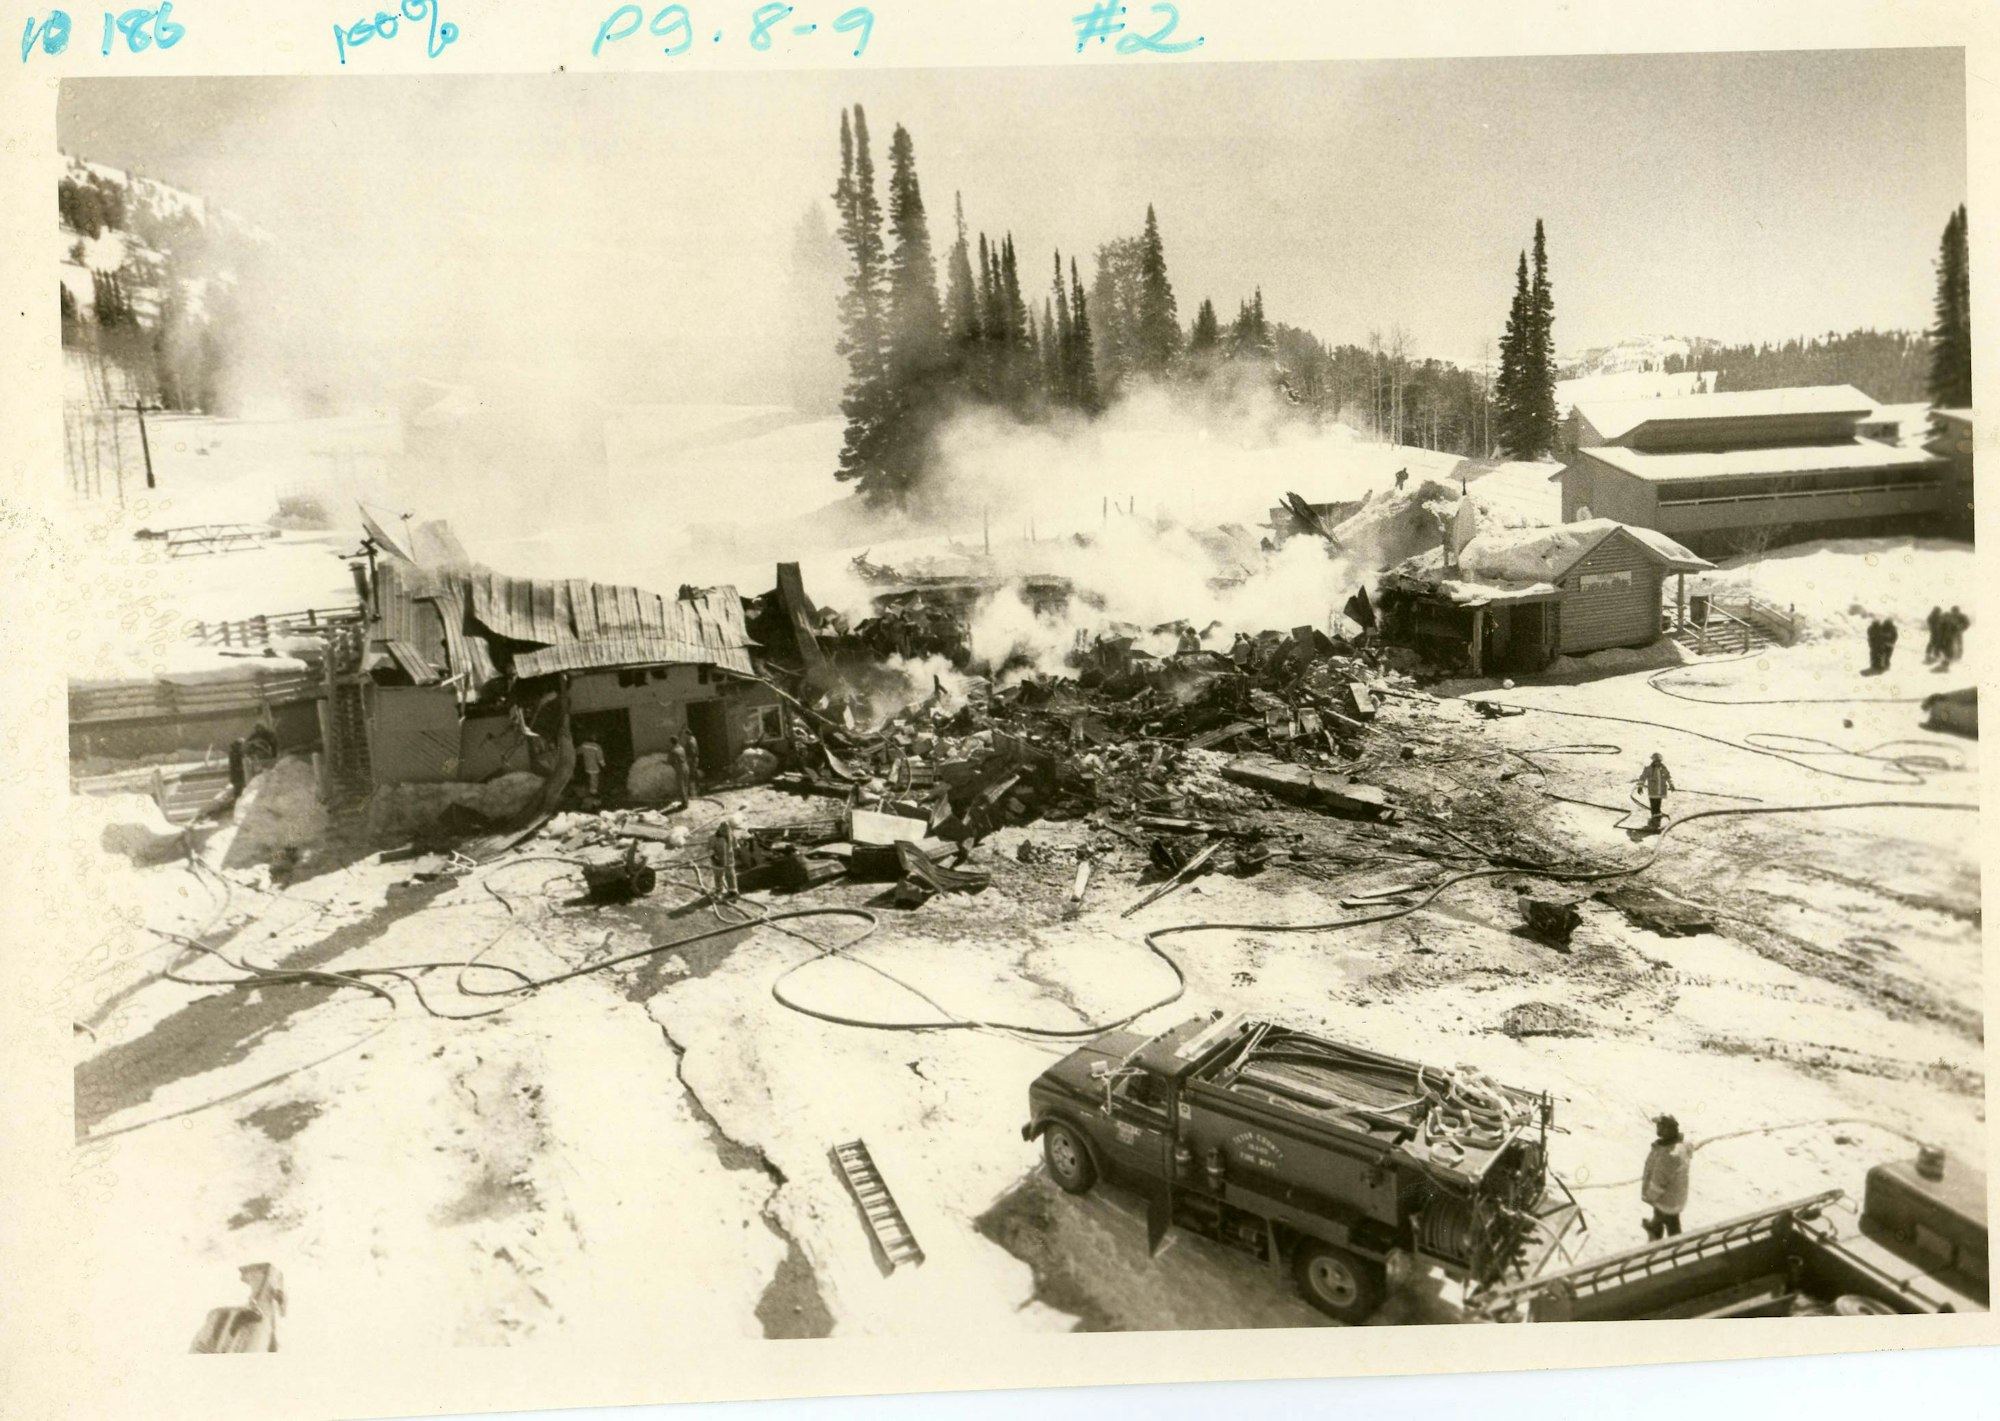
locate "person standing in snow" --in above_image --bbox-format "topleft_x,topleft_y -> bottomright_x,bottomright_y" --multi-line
1641,1115 -> 1693,1240
1636,753 -> 1675,830
1926,606 -> 1946,664
667,738 -> 693,812
1879,618 -> 1899,671
1865,619 -> 1886,673
577,739 -> 606,808
1944,606 -> 1970,667
711,816 -> 740,898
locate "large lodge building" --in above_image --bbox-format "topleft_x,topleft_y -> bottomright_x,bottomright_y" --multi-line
1554,385 -> 1963,557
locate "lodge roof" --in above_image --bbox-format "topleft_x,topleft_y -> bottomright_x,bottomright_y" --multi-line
1574,384 -> 1875,442
1569,439 -> 1943,485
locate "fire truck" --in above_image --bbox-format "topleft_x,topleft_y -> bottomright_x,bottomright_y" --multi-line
1021,1012 -> 1582,1322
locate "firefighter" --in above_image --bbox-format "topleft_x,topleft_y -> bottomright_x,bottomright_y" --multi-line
1878,618 -> 1899,672
667,737 -> 693,811
577,739 -> 606,808
711,816 -> 740,898
680,729 -> 703,792
1636,752 -> 1675,831
1641,1115 -> 1693,1240
1176,625 -> 1202,656
1394,467 -> 1409,491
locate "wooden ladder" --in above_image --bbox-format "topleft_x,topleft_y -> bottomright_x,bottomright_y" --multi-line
832,1140 -> 925,1270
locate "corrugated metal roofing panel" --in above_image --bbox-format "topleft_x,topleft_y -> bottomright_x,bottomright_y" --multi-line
403,563 -> 752,678
511,632 -> 752,678
566,579 -> 598,640
383,640 -> 441,684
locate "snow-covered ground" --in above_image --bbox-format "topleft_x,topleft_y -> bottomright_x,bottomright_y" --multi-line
1704,536 -> 1982,656
61,401 -> 1983,1349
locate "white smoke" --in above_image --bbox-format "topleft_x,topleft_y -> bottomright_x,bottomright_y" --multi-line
823,378 -> 1470,679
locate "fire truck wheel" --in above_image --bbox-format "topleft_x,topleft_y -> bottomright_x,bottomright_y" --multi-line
1293,1243 -> 1384,1324
1042,1123 -> 1097,1195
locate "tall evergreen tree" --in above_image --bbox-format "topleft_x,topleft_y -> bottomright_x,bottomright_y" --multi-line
1525,219 -> 1559,455
872,122 -> 949,498
1051,249 -> 1074,405
941,192 -> 980,351
1070,257 -> 1100,414
1040,296 -> 1060,396
831,106 -> 892,496
1133,203 -> 1182,379
1929,203 -> 1973,408
883,125 -> 945,391
1189,297 -> 1220,354
1494,250 -> 1531,457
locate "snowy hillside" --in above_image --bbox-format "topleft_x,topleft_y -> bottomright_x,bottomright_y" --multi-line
59,152 -> 269,412
1560,334 -> 1716,379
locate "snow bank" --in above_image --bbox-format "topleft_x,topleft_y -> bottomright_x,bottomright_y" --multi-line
1705,537 -> 1980,645
365,771 -> 546,840
222,757 -> 328,867
626,753 -> 686,805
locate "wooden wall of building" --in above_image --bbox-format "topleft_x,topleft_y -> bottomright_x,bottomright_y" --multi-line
1554,533 -> 1664,655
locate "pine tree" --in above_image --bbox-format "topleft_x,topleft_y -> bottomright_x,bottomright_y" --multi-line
1070,257 -> 1100,414
1494,250 -> 1530,457
999,234 -> 1029,407
1525,219 -> 1559,456
875,122 -> 947,499
1929,203 -> 1973,408
1051,249 -> 1074,406
942,192 -> 980,352
1041,296 -> 1060,397
831,107 -> 892,496
883,125 -> 943,383
1189,297 -> 1220,354
1134,203 -> 1181,379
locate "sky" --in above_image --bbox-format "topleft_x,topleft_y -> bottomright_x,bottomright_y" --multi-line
59,49 -> 1966,406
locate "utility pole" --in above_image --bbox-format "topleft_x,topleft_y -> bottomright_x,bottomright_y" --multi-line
135,399 -> 156,490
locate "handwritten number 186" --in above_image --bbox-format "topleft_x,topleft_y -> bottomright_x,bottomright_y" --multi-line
21,4 -> 181,60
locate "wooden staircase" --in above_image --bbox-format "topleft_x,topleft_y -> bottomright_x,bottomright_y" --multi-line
322,625 -> 373,805
1668,595 -> 1796,657
832,1139 -> 925,1271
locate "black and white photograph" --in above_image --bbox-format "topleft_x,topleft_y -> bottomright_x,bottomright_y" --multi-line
13,16 -> 1991,1412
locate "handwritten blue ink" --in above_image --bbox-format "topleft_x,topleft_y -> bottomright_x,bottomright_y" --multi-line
596,4 -> 872,59
1115,2 -> 1199,54
334,0 -> 457,64
1071,1 -> 1124,51
748,4 -> 792,51
832,5 -> 870,55
20,9 -> 71,60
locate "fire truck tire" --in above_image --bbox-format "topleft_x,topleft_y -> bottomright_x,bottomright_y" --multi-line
1293,1243 -> 1384,1324
1042,1122 -> 1097,1195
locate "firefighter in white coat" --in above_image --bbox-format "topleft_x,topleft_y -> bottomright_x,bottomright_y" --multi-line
1636,752 -> 1676,831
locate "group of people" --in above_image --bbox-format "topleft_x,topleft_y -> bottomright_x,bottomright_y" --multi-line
575,729 -> 703,811
1865,605 -> 1971,675
1864,617 -> 1901,673
1925,605 -> 1971,669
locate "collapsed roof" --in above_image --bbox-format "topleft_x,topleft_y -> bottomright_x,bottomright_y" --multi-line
364,516 -> 754,701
